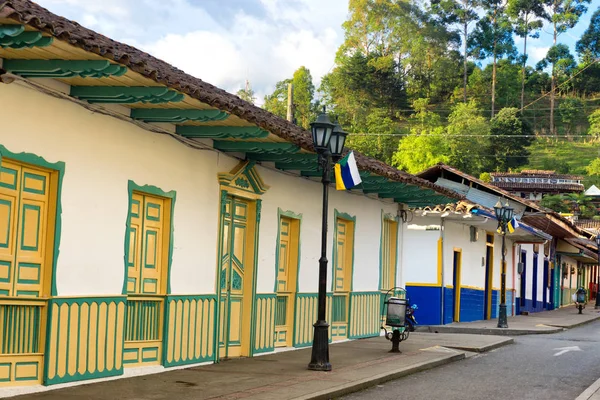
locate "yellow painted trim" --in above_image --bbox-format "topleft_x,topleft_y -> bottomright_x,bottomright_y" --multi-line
405,282 -> 442,287
461,285 -> 485,291
437,238 -> 443,286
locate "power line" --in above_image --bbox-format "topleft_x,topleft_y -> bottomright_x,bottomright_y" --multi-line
350,133 -> 599,138
520,58 -> 600,112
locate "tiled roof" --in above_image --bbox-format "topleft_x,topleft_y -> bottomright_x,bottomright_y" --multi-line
492,182 -> 584,191
415,201 -> 478,213
417,163 -> 585,238
0,0 -> 462,202
491,170 -> 583,180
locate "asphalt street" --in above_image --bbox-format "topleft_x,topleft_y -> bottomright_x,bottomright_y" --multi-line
342,319 -> 600,400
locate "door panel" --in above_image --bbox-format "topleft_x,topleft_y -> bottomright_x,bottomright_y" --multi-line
332,218 -> 352,341
0,162 -> 19,297
0,159 -> 56,385
219,196 -> 248,358
275,217 -> 298,347
124,192 -> 168,367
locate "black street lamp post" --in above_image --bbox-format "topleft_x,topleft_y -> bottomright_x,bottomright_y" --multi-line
595,235 -> 600,309
308,109 -> 347,371
494,200 -> 514,329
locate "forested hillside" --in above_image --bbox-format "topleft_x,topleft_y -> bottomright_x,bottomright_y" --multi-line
238,0 -> 600,185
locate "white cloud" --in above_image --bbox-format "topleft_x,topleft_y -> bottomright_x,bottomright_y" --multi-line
35,0 -> 348,103
530,46 -> 551,67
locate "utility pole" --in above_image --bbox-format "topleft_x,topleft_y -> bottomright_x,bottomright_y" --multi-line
287,83 -> 294,123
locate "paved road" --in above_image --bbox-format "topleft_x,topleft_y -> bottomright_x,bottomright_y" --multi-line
343,320 -> 600,400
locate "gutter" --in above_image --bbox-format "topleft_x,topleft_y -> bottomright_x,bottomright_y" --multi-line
471,209 -> 552,241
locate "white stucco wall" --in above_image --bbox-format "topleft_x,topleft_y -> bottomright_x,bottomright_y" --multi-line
401,216 -> 440,285
0,81 -> 398,297
401,214 -> 516,292
255,165 -> 397,294
517,244 -> 547,303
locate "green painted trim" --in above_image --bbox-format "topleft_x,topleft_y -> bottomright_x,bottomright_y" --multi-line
176,126 -> 269,139
43,296 -> 127,385
0,25 -> 53,49
249,154 -> 317,163
0,144 -> 65,297
122,180 -> 176,295
331,209 -> 357,293
70,86 -> 184,104
252,293 -> 276,354
249,199 -> 262,357
275,162 -> 318,171
162,294 -> 218,367
132,109 -> 230,123
213,141 -> 299,154
3,59 -> 127,78
273,208 -> 303,293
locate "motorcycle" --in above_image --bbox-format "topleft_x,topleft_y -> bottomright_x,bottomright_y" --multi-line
405,302 -> 418,332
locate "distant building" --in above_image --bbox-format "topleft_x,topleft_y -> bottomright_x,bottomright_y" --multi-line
490,170 -> 584,202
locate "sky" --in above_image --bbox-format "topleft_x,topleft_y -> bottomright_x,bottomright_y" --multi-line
34,0 -> 600,105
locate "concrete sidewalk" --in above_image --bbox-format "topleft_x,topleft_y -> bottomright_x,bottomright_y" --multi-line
4,333 -> 512,400
576,377 -> 600,400
420,306 -> 600,336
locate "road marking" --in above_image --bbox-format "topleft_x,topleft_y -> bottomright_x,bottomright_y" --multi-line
553,346 -> 582,356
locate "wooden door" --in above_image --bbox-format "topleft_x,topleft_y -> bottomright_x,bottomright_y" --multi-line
0,159 -> 56,385
275,216 -> 299,348
219,196 -> 248,358
124,192 -> 168,367
484,235 -> 494,320
332,217 -> 353,341
452,250 -> 462,322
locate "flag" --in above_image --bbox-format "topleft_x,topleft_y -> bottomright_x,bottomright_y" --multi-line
334,151 -> 362,190
507,217 -> 519,234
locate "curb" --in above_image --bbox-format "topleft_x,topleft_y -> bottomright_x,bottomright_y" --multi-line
575,377 -> 600,400
293,351 -> 465,400
444,337 -> 514,353
545,314 -> 600,330
418,326 -> 563,336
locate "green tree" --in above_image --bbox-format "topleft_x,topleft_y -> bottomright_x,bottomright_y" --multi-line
557,97 -> 584,135
263,79 -> 291,119
488,107 -> 534,170
565,193 -> 596,218
432,0 -> 482,102
507,0 -> 548,109
545,0 -> 591,134
345,108 -> 400,165
586,158 -> 600,175
392,98 -> 450,172
588,110 -> 600,138
537,44 -> 577,95
575,7 -> 600,59
236,80 -> 256,104
263,66 -> 318,129
540,194 -> 570,212
291,67 -> 316,129
446,100 -> 490,175
469,0 -> 517,117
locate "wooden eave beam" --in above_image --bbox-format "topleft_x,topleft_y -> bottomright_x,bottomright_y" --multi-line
132,109 -> 230,123
213,141 -> 300,154
3,59 -> 127,78
0,25 -> 53,49
70,86 -> 184,104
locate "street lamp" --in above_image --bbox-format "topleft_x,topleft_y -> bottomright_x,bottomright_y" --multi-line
494,199 -> 514,328
595,235 -> 600,309
308,109 -> 347,371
